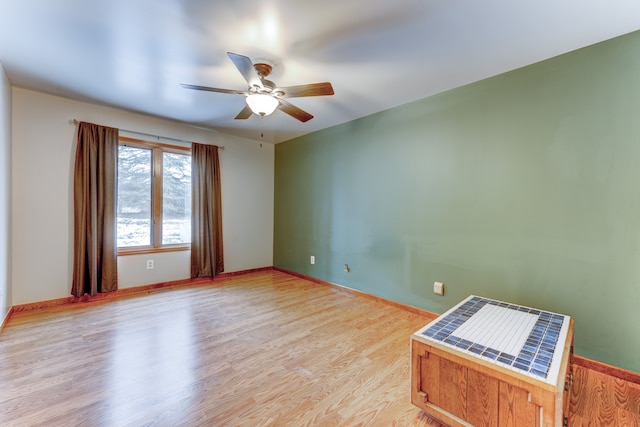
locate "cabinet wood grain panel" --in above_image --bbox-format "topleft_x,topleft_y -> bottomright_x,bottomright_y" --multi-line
498,382 -> 537,427
468,369 -> 499,426
420,350 -> 441,408
439,357 -> 467,420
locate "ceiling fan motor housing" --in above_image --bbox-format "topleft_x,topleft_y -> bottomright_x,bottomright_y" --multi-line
253,62 -> 273,78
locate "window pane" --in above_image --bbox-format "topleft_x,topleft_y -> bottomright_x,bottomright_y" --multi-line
162,152 -> 191,244
117,146 -> 152,247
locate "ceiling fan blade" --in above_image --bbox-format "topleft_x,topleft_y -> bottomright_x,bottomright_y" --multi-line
234,104 -> 253,120
181,83 -> 247,95
277,82 -> 334,98
278,99 -> 314,122
227,52 -> 263,90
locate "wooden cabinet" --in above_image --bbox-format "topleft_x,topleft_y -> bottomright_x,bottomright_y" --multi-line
411,319 -> 574,427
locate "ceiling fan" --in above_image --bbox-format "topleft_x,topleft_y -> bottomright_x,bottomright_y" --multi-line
181,52 -> 334,123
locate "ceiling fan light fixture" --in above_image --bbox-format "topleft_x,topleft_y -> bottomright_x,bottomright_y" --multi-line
246,94 -> 279,116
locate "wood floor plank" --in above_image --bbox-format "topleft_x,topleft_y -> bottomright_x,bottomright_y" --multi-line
0,271 -> 442,426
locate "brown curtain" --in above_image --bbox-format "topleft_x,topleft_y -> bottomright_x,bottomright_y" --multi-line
72,122 -> 119,297
191,143 -> 224,278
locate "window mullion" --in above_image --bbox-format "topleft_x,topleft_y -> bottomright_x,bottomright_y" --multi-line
152,148 -> 163,248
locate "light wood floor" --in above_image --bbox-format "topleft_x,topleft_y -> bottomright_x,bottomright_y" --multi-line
0,270 -> 442,426
2,270 -> 640,426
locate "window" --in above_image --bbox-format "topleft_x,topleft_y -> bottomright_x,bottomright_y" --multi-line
117,137 -> 191,253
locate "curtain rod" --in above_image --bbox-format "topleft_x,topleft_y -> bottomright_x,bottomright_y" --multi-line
70,119 -> 224,149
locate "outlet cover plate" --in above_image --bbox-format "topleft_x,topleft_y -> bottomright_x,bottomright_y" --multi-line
433,281 -> 444,295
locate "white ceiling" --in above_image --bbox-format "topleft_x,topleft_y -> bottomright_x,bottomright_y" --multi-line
1,1 -> 639,144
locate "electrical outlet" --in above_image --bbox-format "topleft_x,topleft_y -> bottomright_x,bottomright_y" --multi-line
146,259 -> 154,270
433,281 -> 444,296
310,255 -> 315,265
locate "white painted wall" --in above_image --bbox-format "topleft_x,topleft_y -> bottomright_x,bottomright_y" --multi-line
11,88 -> 274,304
0,63 -> 11,320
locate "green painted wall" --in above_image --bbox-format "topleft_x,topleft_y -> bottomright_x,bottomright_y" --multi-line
274,30 -> 640,372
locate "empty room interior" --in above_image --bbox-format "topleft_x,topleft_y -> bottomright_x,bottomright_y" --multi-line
2,1 -> 640,426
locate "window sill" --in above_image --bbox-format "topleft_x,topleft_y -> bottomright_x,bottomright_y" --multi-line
117,245 -> 190,256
